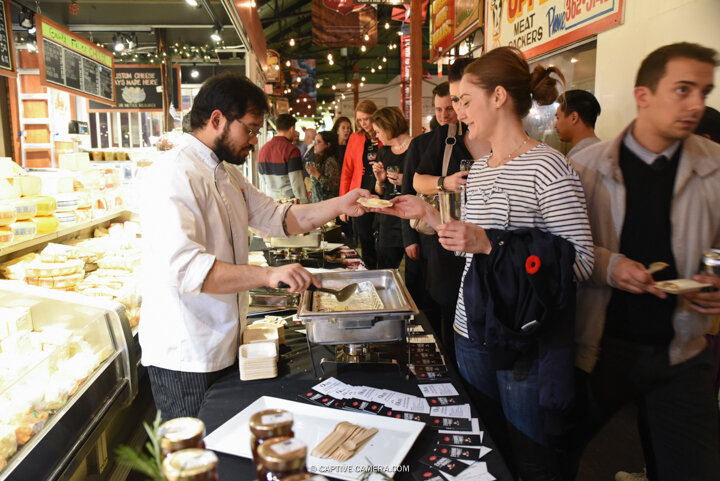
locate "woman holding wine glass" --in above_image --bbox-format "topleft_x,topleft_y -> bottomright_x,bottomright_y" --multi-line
370,107 -> 412,269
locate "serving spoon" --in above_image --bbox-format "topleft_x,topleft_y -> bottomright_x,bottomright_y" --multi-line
278,282 -> 358,302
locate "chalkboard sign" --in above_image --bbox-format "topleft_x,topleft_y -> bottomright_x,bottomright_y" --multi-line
82,57 -> 99,96
0,0 -> 15,77
37,15 -> 115,104
89,65 -> 180,112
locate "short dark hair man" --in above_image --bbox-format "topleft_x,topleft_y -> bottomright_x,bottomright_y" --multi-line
258,113 -> 308,203
571,43 -> 720,480
555,90 -> 602,158
139,73 -> 371,419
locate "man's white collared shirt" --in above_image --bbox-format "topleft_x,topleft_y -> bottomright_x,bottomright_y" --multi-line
139,134 -> 290,372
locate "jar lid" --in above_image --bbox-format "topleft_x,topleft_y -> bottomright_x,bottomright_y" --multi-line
257,438 -> 307,471
162,449 -> 217,481
249,409 -> 294,437
159,418 -> 205,451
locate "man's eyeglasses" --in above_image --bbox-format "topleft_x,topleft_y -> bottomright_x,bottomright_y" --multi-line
236,119 -> 263,137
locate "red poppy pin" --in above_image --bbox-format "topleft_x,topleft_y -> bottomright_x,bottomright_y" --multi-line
525,255 -> 541,274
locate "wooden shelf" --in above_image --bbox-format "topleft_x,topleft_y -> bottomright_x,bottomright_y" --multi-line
0,210 -> 130,261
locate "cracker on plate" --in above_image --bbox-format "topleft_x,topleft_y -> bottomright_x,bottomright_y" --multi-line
357,197 -> 393,208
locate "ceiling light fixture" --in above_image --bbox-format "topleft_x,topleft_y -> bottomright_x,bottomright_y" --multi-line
19,8 -> 33,29
570,57 -> 578,63
210,27 -> 222,42
113,35 -> 124,52
185,0 -> 199,7
190,67 -> 199,78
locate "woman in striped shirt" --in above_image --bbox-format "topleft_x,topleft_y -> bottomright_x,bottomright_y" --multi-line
380,48 -> 594,479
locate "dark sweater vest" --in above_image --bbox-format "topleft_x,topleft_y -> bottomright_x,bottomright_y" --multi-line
604,142 -> 681,345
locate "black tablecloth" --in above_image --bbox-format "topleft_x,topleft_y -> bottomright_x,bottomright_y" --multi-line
197,313 -> 513,481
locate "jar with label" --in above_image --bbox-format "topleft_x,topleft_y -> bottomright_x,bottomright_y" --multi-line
158,417 -> 206,458
162,448 -> 218,481
699,249 -> 720,276
256,437 -> 308,481
249,409 -> 294,467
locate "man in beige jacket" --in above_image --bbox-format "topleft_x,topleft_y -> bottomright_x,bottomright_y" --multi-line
571,42 -> 720,481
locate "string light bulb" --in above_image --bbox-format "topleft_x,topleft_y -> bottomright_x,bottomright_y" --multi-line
346,82 -> 351,88
361,45 -> 366,52
285,60 -> 291,67
384,22 -> 390,30
364,34 -> 369,41
289,38 -> 295,47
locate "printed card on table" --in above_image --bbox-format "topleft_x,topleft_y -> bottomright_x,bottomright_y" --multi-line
411,466 -> 445,481
419,382 -> 460,398
434,445 -> 492,461
434,433 -> 484,446
418,453 -> 471,476
430,404 -> 472,419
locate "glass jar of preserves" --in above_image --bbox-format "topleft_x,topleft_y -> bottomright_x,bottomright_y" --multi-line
249,409 -> 294,467
257,438 -> 308,481
162,448 -> 218,481
158,417 -> 206,458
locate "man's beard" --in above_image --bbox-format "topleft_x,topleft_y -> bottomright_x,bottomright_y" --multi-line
213,123 -> 251,165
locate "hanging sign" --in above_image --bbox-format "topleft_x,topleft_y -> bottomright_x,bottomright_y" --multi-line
485,0 -> 624,59
400,34 -> 411,120
430,0 -> 454,60
36,15 -> 115,104
454,0 -> 483,42
87,65 -> 180,112
0,0 -> 15,78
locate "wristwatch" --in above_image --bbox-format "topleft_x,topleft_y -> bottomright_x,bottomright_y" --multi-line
437,176 -> 446,192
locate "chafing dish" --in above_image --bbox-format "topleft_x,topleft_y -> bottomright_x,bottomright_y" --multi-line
297,270 -> 418,377
298,269 -> 418,345
268,230 -> 322,248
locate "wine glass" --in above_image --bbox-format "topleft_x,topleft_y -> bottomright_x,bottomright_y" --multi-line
459,159 -> 474,172
386,165 -> 400,195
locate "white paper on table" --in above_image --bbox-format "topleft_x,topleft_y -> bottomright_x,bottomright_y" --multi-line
454,462 -> 495,481
312,377 -> 349,396
407,324 -> 425,333
353,386 -> 381,402
372,389 -> 395,404
430,404 -> 472,419
404,396 -> 431,414
297,329 -> 307,335
419,383 -> 459,397
409,334 -> 436,343
385,392 -> 414,408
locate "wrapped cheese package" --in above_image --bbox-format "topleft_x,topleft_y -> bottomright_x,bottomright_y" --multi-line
32,215 -> 59,234
26,195 -> 57,216
9,221 -> 36,242
0,226 -> 12,246
12,198 -> 37,220
0,202 -> 16,226
16,176 -> 42,196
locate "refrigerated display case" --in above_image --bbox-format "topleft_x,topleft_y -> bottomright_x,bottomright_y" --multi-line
0,281 -> 138,480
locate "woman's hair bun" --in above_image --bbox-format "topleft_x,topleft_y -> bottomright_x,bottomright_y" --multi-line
530,65 -> 565,106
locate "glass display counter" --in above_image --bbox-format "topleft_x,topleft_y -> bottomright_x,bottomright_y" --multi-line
0,281 -> 136,480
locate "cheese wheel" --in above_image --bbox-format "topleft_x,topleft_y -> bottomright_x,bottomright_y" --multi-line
9,221 -> 36,242
55,211 -> 76,225
12,199 -> 37,220
0,202 -> 17,226
0,226 -> 13,246
26,195 -> 57,216
25,259 -> 84,278
32,215 -> 59,234
0,178 -> 21,200
17,176 -> 42,196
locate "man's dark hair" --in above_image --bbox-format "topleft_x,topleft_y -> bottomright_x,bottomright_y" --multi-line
448,57 -> 475,83
432,82 -> 450,99
557,90 -> 602,128
636,42 -> 717,92
189,72 -> 268,130
276,113 -> 296,131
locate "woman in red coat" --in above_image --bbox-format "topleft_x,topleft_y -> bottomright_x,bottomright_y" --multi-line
339,100 -> 381,268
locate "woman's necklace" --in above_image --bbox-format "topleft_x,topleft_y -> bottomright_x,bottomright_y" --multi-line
489,136 -> 530,167
392,136 -> 410,153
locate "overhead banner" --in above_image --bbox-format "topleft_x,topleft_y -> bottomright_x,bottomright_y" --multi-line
485,0 -> 624,59
430,0 -> 454,60
266,50 -> 281,83
312,0 -> 378,47
291,59 -> 317,117
454,0 -> 483,41
391,1 -> 429,23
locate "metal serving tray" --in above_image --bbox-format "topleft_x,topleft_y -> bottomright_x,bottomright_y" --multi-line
298,269 -> 418,345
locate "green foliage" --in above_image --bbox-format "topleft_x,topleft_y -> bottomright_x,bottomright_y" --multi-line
115,411 -> 167,481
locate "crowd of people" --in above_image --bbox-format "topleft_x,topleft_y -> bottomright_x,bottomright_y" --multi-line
140,40 -> 720,481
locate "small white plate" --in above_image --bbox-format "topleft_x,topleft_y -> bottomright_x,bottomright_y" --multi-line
204,396 -> 425,480
655,278 -> 713,294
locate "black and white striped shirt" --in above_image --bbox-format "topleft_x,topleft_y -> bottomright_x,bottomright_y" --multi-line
454,143 -> 594,338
